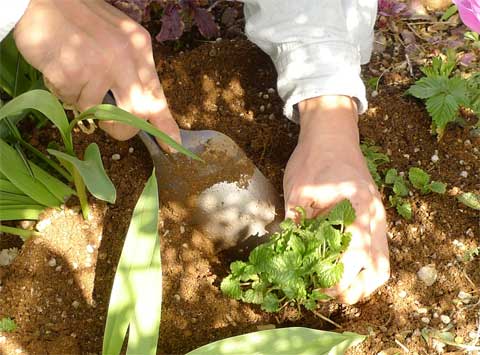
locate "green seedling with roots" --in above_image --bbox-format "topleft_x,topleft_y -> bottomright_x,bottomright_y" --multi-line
408,167 -> 447,194
221,199 -> 355,314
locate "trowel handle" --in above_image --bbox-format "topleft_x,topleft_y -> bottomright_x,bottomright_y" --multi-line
102,92 -> 171,166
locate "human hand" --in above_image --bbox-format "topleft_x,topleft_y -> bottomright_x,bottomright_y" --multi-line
283,96 -> 390,304
14,0 -> 180,151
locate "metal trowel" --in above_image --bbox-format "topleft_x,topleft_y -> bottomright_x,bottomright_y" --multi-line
103,94 -> 283,254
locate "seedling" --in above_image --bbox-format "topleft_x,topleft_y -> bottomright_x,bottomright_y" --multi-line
0,317 -> 17,332
408,167 -> 446,194
457,192 -> 480,211
384,168 -> 412,220
407,50 -> 480,139
221,199 -> 355,313
360,141 -> 390,186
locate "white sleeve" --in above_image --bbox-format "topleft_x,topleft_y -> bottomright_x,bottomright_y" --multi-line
0,0 -> 31,42
242,0 -> 377,121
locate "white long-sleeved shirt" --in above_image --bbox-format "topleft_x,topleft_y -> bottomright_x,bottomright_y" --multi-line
0,1 -> 377,120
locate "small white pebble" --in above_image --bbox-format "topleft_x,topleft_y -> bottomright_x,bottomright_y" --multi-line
433,312 -> 439,318
267,88 -> 275,94
431,154 -> 439,163
48,258 -> 57,267
263,94 -> 269,100
15,349 -> 22,354
173,294 -> 181,302
128,147 -> 134,153
0,336 -> 6,343
414,147 -> 420,153
464,139 -> 472,146
72,300 -> 80,308
417,307 -> 428,314
179,225 -> 185,234
398,290 -> 407,298
259,105 -> 265,112
458,291 -> 471,303
421,317 -> 430,324
86,245 -> 95,254
36,218 -> 51,232
460,171 -> 468,178
111,153 -> 121,161
403,154 -> 410,159
0,248 -> 19,266
371,90 -> 378,97
440,314 -> 451,324
268,113 -> 275,120
55,265 -> 62,272
72,262 -> 78,270
417,265 -> 437,286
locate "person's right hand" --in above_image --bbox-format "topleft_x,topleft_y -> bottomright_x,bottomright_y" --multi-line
14,0 -> 180,151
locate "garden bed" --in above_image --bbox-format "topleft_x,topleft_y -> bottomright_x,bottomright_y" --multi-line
0,37 -> 479,355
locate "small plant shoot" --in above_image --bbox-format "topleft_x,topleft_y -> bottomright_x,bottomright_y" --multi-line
408,167 -> 447,194
360,141 -> 390,187
384,168 -> 412,220
221,199 -> 355,312
0,317 -> 17,332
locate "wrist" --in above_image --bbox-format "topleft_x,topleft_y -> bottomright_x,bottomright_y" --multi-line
298,96 -> 360,145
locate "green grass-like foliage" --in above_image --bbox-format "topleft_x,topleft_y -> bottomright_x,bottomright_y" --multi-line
103,170 -> 162,355
186,327 -> 366,355
360,141 -> 390,187
221,200 -> 355,313
407,50 -> 480,139
0,317 -> 17,332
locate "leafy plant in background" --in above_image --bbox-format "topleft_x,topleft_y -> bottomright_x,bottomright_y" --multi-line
0,317 -> 17,332
384,168 -> 412,220
107,0 -> 220,42
408,167 -> 447,194
407,50 -> 480,139
221,200 -> 354,314
360,141 -> 390,186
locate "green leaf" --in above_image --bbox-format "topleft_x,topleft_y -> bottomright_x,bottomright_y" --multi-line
29,162 -> 74,202
185,327 -> 366,355
242,289 -> 264,305
315,262 -> 344,289
0,90 -> 72,151
396,201 -> 412,220
0,191 -> 38,205
457,192 -> 480,210
220,275 -> 242,299
0,205 -> 44,221
0,317 -> 17,332
103,171 -> 161,355
407,77 -> 445,99
323,224 -> 342,252
261,293 -> 280,313
288,234 -> 306,255
393,177 -> 409,197
441,5 -> 458,21
230,260 -> 247,275
249,244 -> 274,272
0,139 -> 61,207
310,290 -> 331,302
0,179 -> 23,194
429,181 -> 446,194
327,199 -> 355,227
425,94 -> 459,136
385,168 -> 398,185
408,167 -> 430,190
81,105 -> 199,161
48,143 -> 116,203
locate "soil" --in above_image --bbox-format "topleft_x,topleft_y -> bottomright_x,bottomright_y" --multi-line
0,38 -> 479,355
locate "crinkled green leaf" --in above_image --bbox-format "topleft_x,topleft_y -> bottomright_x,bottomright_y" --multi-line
49,143 -> 116,203
426,94 -> 459,137
396,201 -> 412,220
220,275 -> 242,299
327,199 -> 355,226
230,260 -> 247,275
248,244 -> 274,272
393,177 -> 409,197
186,327 -> 366,355
407,76 -> 445,99
323,224 -> 342,251
261,293 -> 280,313
242,289 -> 264,305
457,192 -> 480,210
408,167 -> 430,190
429,181 -> 447,194
385,168 -> 398,185
315,262 -> 344,289
310,290 -> 331,302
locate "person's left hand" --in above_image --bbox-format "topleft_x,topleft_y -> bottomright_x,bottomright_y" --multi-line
283,96 -> 390,304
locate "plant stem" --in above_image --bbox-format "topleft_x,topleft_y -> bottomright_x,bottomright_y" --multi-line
311,309 -> 342,329
0,225 -> 42,241
73,168 -> 89,219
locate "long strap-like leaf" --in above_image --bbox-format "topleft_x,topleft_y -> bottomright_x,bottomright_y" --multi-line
103,170 -> 161,355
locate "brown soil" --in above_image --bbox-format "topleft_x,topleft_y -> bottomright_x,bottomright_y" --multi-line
0,39 -> 479,355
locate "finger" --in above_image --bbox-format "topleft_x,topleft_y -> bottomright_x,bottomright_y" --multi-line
133,39 -> 181,152
76,79 -> 110,112
336,264 -> 389,304
43,68 -> 81,106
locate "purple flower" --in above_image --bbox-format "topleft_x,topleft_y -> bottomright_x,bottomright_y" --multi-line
454,0 -> 480,32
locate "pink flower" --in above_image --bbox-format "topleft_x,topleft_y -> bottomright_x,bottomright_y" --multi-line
454,0 -> 480,32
